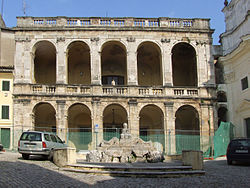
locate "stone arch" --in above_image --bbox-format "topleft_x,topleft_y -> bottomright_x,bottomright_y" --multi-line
32,40 -> 56,84
137,41 -> 163,86
67,103 -> 92,150
171,42 -> 197,87
101,41 -> 127,86
217,91 -> 227,102
175,105 -> 200,134
139,104 -> 165,149
67,41 -> 91,85
103,103 -> 128,140
33,102 -> 56,132
175,105 -> 200,153
218,106 -> 228,127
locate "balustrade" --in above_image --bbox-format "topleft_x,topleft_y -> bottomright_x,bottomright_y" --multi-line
18,17 -> 210,30
29,84 -> 200,98
46,86 -> 56,93
80,87 -> 90,94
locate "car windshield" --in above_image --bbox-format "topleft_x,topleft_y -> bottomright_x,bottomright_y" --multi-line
231,140 -> 250,147
20,132 -> 42,141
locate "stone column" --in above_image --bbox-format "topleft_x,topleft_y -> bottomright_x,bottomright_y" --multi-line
13,99 -> 32,149
14,41 -> 24,83
91,98 -> 103,149
200,103 -> 211,153
206,44 -> 216,86
14,39 -> 32,83
196,44 -> 207,87
90,38 -> 102,85
164,102 -> 175,154
56,38 -> 67,84
161,39 -> 172,86
56,100 -> 67,141
128,99 -> 139,137
127,37 -> 138,86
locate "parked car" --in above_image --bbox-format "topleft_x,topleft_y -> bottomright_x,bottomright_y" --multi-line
226,138 -> 250,165
18,131 -> 67,160
0,143 -> 3,151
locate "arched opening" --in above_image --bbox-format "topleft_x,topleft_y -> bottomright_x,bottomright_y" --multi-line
137,42 -> 162,86
218,106 -> 228,127
67,41 -> 91,85
103,104 -> 128,140
33,103 -> 56,132
68,103 -> 92,150
33,41 -> 56,84
101,41 -> 127,86
139,105 -> 165,150
175,105 -> 200,153
217,91 -> 227,102
172,43 -> 197,87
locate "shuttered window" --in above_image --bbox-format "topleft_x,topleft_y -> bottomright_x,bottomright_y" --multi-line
2,106 -> 9,119
2,81 -> 10,91
241,77 -> 248,90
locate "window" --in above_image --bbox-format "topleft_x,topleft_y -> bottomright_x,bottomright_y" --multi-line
50,134 -> 57,142
241,77 -> 248,90
102,76 -> 124,85
44,134 -> 51,141
55,135 -> 63,143
20,132 -> 42,141
2,81 -> 10,91
2,106 -> 9,119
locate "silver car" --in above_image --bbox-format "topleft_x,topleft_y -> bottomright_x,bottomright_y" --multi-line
18,131 -> 67,160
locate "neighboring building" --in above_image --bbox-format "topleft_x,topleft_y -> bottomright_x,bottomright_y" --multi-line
12,16 -> 217,153
219,0 -> 250,137
0,15 -> 15,150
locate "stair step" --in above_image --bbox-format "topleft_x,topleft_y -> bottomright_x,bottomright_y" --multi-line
67,164 -> 193,172
60,167 -> 205,178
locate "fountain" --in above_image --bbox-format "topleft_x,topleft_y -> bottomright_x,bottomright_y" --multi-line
86,123 -> 164,163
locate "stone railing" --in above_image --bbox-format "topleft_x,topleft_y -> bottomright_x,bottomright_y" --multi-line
14,84 -> 213,98
173,88 -> 199,96
16,17 -> 211,30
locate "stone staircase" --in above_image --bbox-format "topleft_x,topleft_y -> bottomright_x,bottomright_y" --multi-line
60,161 -> 205,178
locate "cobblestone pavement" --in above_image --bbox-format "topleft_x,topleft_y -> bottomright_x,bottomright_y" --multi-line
0,151 -> 250,188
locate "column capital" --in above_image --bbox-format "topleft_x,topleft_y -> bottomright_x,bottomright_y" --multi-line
56,100 -> 66,105
164,102 -> 174,107
128,99 -> 138,105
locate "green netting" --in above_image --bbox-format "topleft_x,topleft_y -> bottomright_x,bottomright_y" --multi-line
214,122 -> 234,158
140,134 -> 165,152
68,131 -> 92,150
175,134 -> 201,154
103,131 -> 120,141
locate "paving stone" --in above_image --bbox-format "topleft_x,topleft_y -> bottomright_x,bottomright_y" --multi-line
0,151 -> 250,187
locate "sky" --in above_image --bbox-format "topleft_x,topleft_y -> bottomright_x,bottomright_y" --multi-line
1,0 -> 226,44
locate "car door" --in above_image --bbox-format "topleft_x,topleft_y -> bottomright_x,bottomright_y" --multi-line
49,134 -> 58,149
55,135 -> 65,148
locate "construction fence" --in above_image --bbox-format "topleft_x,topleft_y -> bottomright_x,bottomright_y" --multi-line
3,122 -> 234,159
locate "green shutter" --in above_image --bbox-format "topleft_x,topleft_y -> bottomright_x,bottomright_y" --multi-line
2,106 -> 9,119
2,81 -> 10,91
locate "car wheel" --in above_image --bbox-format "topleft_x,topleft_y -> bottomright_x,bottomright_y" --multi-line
48,149 -> 54,161
227,159 -> 232,165
22,154 -> 29,160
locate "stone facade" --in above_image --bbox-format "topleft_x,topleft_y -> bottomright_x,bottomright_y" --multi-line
219,0 -> 250,137
12,16 -> 216,153
0,17 -> 15,150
